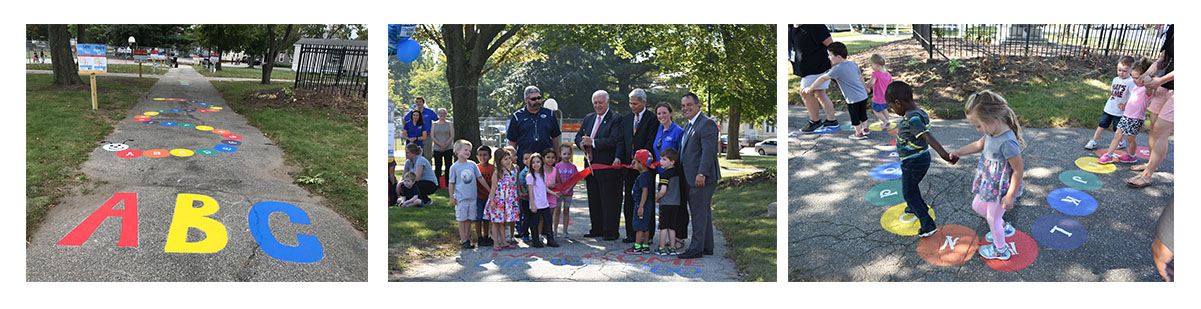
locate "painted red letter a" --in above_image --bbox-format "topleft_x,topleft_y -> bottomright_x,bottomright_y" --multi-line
56,192 -> 139,247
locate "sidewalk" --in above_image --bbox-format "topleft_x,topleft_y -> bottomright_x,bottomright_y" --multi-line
26,67 -> 367,281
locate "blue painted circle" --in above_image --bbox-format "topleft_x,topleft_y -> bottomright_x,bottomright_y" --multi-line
1031,213 -> 1087,250
221,139 -> 242,146
215,144 -> 238,153
870,162 -> 903,181
198,102 -> 209,106
159,121 -> 178,126
1047,188 -> 1098,216
876,149 -> 899,162
810,126 -> 840,135
169,109 -> 183,112
144,121 -> 160,125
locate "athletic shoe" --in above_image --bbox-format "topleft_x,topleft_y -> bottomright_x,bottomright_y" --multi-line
801,120 -> 822,133
478,236 -> 494,247
1097,154 -> 1115,164
917,226 -> 939,238
1117,154 -> 1138,163
979,243 -> 1012,260
1084,140 -> 1097,150
903,204 -> 930,215
984,222 -> 1016,243
668,248 -> 678,255
823,119 -> 839,128
850,133 -> 868,140
461,240 -> 474,249
1119,140 -> 1127,149
624,246 -> 639,254
863,127 -> 871,135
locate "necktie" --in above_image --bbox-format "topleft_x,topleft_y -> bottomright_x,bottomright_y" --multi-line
682,122 -> 693,150
590,114 -> 602,139
633,112 -> 641,135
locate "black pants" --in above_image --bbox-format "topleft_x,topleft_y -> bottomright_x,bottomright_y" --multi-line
415,180 -> 437,204
529,207 -> 553,236
848,99 -> 870,126
623,169 -> 655,239
595,168 -> 624,238
389,161 -> 398,207
901,152 -> 935,231
585,172 -> 604,235
432,149 -> 454,182
517,198 -> 531,234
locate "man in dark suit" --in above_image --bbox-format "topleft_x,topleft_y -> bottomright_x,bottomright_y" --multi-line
676,92 -> 721,259
575,90 -> 626,241
620,88 -> 660,243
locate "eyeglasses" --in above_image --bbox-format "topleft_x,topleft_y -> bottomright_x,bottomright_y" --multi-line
528,96 -> 542,101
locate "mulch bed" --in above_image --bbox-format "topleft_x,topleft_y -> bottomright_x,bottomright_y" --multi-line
241,88 -> 367,120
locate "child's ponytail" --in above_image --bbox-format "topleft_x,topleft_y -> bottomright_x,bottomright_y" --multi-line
965,90 -> 1025,148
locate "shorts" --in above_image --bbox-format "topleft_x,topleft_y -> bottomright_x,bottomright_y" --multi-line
1158,90 -> 1174,123
1148,87 -> 1169,114
872,102 -> 889,112
455,199 -> 477,221
1117,116 -> 1144,136
848,99 -> 870,126
557,199 -> 571,208
801,73 -> 831,90
1096,111 -> 1121,131
632,203 -> 655,232
658,204 -> 680,231
474,199 -> 489,222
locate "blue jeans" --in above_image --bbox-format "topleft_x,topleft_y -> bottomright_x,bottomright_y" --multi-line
901,152 -> 936,231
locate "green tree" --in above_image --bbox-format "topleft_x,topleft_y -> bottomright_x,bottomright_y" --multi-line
191,25 -> 257,71
259,24 -> 299,83
47,24 -> 82,86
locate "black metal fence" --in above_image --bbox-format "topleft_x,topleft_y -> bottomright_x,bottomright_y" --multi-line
913,24 -> 1169,60
294,43 -> 368,98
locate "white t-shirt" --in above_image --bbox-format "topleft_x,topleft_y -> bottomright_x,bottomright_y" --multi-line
1103,76 -> 1136,116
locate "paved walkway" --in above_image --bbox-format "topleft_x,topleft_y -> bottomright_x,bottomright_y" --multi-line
25,69 -> 292,82
788,105 -> 1173,281
392,185 -> 739,282
26,67 -> 367,281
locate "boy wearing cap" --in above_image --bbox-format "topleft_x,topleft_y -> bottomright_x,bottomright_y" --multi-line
626,149 -> 658,254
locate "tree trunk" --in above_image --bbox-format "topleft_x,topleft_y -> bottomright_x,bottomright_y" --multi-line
75,24 -> 88,44
262,24 -> 293,84
48,24 -> 82,86
215,48 -> 223,71
719,27 -> 742,159
440,24 -> 522,149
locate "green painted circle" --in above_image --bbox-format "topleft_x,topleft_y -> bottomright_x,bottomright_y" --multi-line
866,180 -> 905,206
196,148 -> 219,156
840,123 -> 853,130
156,110 -> 167,113
179,123 -> 196,128
1058,170 -> 1103,191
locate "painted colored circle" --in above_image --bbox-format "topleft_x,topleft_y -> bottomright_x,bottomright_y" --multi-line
1058,170 -> 1102,191
810,126 -> 840,134
212,129 -> 230,135
215,144 -> 238,153
870,162 -> 903,181
876,149 -> 899,162
1074,157 -> 1116,173
159,121 -> 178,126
881,203 -> 936,236
916,224 -> 982,267
153,98 -> 166,101
198,102 -> 209,105
117,149 -> 142,158
868,122 -> 894,132
144,149 -> 170,158
179,123 -> 196,128
1047,188 -> 1098,216
1135,146 -> 1151,159
196,126 -> 214,131
223,134 -> 242,140
210,106 -> 223,110
1094,148 -> 1128,158
197,109 -> 211,113
134,115 -> 150,119
170,149 -> 195,157
839,123 -> 853,130
889,138 -> 896,146
865,180 -> 904,206
196,148 -> 219,156
1031,214 -> 1087,251
169,109 -> 184,112
888,128 -> 898,137
143,111 -> 159,116
156,110 -> 167,113
184,109 -> 196,112
144,121 -> 159,125
221,139 -> 242,146
979,230 -> 1038,272
134,118 -> 150,122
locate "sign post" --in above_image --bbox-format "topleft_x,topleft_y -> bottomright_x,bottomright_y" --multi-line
209,52 -> 220,72
133,49 -> 148,78
77,44 -> 108,110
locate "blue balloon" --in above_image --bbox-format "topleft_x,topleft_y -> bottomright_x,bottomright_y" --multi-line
396,39 -> 421,63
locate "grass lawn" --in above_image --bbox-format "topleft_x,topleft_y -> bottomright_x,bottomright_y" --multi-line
842,35 -> 911,54
713,177 -> 777,282
193,65 -> 296,80
26,74 -> 157,238
27,63 -> 170,75
210,81 -> 367,230
389,191 -> 457,273
719,153 -> 775,177
987,75 -> 1110,128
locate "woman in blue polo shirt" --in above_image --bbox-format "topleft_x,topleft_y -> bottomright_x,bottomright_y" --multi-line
404,109 -> 428,149
653,102 -> 684,173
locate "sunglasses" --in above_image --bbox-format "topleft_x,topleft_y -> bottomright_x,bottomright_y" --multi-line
528,96 -> 543,101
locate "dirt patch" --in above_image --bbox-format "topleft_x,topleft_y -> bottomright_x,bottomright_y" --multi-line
240,88 -> 367,120
718,169 -> 776,190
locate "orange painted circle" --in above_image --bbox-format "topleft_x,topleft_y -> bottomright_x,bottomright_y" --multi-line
144,149 -> 170,158
888,128 -> 899,137
134,115 -> 150,119
916,224 -> 982,267
979,230 -> 1039,272
212,129 -> 230,135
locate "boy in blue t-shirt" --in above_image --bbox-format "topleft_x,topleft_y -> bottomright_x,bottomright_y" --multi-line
885,81 -> 958,238
625,149 -> 658,254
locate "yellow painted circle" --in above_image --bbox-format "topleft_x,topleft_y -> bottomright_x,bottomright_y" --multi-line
881,203 -> 936,236
153,98 -> 166,100
210,107 -> 223,110
868,121 -> 895,132
1074,157 -> 1116,174
196,126 -> 214,131
143,111 -> 159,116
170,149 -> 195,157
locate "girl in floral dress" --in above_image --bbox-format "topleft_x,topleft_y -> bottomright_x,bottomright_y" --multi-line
950,90 -> 1025,261
484,148 -> 520,251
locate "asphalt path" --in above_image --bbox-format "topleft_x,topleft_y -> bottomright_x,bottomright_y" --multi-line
787,105 -> 1173,281
27,67 -> 367,281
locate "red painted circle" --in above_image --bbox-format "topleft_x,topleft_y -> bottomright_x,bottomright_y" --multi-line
197,109 -> 211,113
134,115 -> 150,119
1094,148 -> 1128,158
212,129 -> 230,135
916,224 -> 982,267
134,118 -> 150,122
116,149 -> 142,158
978,229 -> 1039,272
223,134 -> 242,140
144,149 -> 170,158
889,138 -> 897,146
1135,146 -> 1151,159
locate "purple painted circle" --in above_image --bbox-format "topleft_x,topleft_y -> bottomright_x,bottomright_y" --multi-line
1047,188 -> 1098,216
221,139 -> 242,146
870,162 -> 903,180
184,109 -> 197,112
144,121 -> 160,125
159,121 -> 178,126
876,149 -> 899,162
215,144 -> 238,152
1031,214 -> 1087,250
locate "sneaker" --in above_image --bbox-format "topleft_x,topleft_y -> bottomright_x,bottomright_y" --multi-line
562,232 -> 570,238
801,120 -> 822,133
639,246 -> 652,254
863,127 -> 871,135
917,226 -> 939,238
849,133 -> 868,140
904,204 -> 931,215
1117,154 -> 1138,163
624,246 -> 640,254
1097,154 -> 1115,164
1118,139 -> 1127,149
668,248 -> 678,255
423,199 -> 433,207
461,240 -> 475,249
984,222 -> 1016,243
1084,140 -> 1097,150
478,236 -> 494,247
823,119 -> 839,128
655,248 -> 667,256
979,243 -> 1012,260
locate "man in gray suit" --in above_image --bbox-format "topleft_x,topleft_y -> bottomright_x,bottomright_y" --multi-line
676,92 -> 720,259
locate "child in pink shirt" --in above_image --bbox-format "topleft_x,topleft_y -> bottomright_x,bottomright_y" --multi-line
867,54 -> 894,130
1099,57 -> 1156,164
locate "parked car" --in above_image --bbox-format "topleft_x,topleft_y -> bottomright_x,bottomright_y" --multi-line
720,135 -> 751,153
755,139 -> 777,156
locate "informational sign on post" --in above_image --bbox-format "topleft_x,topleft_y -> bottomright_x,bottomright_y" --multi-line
210,52 -> 220,63
133,49 -> 149,63
77,44 -> 108,74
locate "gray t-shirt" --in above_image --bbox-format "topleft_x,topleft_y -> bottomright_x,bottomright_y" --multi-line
405,155 -> 438,183
826,60 -> 869,103
449,161 -> 482,202
658,167 -> 683,206
982,130 -> 1021,162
